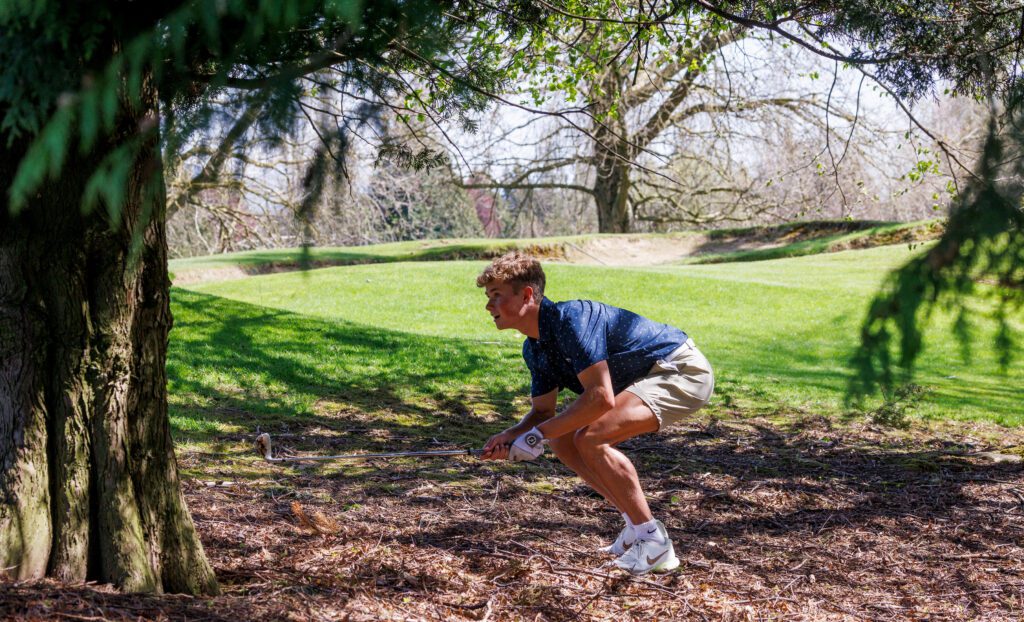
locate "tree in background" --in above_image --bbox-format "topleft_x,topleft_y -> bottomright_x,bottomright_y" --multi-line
678,1 -> 1023,392
461,37 -> 928,232
166,109 -> 487,256
454,0 -> 987,234
0,0 -> 542,592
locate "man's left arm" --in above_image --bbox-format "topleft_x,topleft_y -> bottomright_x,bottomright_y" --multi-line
536,360 -> 615,440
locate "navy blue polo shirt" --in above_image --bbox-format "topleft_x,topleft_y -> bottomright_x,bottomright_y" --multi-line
522,297 -> 688,397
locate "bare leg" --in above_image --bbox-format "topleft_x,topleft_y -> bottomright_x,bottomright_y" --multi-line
572,391 -> 659,525
548,434 -> 621,510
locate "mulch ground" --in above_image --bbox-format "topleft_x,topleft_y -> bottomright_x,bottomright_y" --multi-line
3,415 -> 1023,621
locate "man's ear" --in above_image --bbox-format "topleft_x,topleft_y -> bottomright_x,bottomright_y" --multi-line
521,285 -> 534,303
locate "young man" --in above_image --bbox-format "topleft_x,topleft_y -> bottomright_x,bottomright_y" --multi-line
479,251 -> 714,575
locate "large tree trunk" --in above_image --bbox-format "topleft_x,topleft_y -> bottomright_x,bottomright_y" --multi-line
592,153 -> 632,233
0,79 -> 218,595
591,70 -> 633,233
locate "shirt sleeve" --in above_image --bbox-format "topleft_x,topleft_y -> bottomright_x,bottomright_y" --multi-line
555,301 -> 608,375
523,341 -> 559,397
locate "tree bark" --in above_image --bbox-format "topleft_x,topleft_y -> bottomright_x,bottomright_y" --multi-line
0,78 -> 218,595
592,152 -> 632,233
591,69 -> 633,234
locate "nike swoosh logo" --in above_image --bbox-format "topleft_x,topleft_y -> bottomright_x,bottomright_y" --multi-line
646,550 -> 668,566
647,528 -> 657,534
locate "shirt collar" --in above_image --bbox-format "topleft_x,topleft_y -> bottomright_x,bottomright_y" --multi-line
536,296 -> 556,343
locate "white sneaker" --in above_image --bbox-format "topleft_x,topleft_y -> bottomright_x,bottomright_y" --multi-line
598,524 -> 636,556
613,520 -> 679,575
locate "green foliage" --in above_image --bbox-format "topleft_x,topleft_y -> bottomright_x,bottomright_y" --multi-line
490,0 -> 1022,114
504,1 -> 729,111
700,2 -> 1023,101
1,0 -> 548,220
851,114 -> 1024,398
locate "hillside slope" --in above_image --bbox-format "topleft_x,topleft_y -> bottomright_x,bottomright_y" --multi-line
169,219 -> 944,284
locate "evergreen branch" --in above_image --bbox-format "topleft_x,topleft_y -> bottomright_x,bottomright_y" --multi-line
850,113 -> 1024,398
852,64 -> 977,181
190,35 -> 354,90
688,0 -> 908,65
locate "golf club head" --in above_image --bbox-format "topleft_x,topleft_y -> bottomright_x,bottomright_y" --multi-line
256,433 -> 273,460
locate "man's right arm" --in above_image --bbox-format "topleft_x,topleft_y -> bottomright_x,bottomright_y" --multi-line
481,389 -> 558,460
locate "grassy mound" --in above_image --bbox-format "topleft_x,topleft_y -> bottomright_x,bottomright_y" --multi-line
168,237 -> 579,284
168,219 -> 946,284
682,219 -> 944,264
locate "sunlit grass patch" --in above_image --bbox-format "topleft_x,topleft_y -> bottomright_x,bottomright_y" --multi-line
169,413 -> 235,436
174,246 -> 1023,428
522,480 -> 559,494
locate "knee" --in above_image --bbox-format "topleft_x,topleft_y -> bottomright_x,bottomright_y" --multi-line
573,426 -> 606,456
548,437 -> 579,466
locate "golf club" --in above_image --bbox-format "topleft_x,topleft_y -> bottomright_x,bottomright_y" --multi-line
255,432 -> 485,463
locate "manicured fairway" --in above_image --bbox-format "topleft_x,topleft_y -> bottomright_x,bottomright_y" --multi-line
170,243 -> 1023,435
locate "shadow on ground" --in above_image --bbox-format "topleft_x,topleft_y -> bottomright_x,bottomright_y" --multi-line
167,289 -> 527,455
6,414 -> 1020,621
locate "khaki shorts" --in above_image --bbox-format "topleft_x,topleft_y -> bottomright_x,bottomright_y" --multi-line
625,338 -> 714,430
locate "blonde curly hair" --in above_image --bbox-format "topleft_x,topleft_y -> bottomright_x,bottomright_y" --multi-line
476,251 -> 545,301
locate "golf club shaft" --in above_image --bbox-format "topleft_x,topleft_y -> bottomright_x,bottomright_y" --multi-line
267,448 -> 484,462
256,433 -> 484,462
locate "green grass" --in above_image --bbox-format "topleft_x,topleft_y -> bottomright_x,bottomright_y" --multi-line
168,287 -> 528,444
169,243 -> 1024,449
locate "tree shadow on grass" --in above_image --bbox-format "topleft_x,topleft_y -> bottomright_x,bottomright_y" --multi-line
708,327 -> 1024,421
167,289 -> 529,477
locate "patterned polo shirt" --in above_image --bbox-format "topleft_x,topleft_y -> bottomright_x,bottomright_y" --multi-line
522,297 -> 688,397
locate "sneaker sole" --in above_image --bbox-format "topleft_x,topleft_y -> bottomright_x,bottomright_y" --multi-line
616,554 -> 680,575
650,555 -> 680,573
